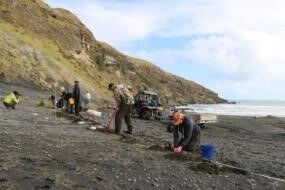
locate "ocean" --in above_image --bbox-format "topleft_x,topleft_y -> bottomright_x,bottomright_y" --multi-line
178,100 -> 285,117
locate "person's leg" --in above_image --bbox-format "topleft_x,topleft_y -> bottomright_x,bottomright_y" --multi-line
63,99 -> 67,109
3,102 -> 9,108
3,102 -> 16,109
51,99 -> 55,107
185,132 -> 201,153
124,105 -> 133,134
85,100 -> 89,110
11,103 -> 16,109
115,105 -> 127,134
59,98 -> 64,108
70,105 -> 74,114
75,102 -> 79,116
65,102 -> 69,113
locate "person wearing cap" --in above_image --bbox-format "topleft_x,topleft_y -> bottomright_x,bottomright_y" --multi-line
73,80 -> 81,116
3,91 -> 21,109
169,111 -> 201,153
108,83 -> 134,134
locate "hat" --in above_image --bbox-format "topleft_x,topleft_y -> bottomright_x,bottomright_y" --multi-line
108,83 -> 114,90
172,112 -> 184,126
13,91 -> 21,96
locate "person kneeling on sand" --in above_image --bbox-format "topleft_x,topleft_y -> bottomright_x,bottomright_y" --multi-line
3,91 -> 21,109
168,111 -> 201,154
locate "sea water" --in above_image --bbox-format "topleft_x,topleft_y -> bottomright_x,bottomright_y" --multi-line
180,100 -> 285,117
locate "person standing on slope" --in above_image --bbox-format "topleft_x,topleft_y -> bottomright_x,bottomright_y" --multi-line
73,80 -> 81,116
108,83 -> 134,135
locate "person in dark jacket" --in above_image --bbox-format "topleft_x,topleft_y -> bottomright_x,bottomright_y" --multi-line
73,80 -> 81,116
169,111 -> 201,153
56,86 -> 67,109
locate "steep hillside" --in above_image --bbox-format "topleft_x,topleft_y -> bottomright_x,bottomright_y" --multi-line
0,0 -> 227,104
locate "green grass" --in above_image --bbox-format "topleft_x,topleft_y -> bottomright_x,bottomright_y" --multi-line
0,21 -> 95,89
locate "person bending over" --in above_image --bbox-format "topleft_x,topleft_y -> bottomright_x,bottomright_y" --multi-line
169,111 -> 201,153
108,83 -> 134,135
3,91 -> 21,109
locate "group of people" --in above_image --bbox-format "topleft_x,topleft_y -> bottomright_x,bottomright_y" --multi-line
52,80 -> 91,116
2,81 -> 201,155
108,82 -> 201,154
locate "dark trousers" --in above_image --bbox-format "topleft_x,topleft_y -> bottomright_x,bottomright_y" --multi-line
115,104 -> 133,134
74,100 -> 80,116
183,128 -> 201,153
3,102 -> 16,109
65,103 -> 74,114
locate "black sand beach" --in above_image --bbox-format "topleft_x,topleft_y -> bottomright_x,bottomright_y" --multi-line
0,83 -> 285,189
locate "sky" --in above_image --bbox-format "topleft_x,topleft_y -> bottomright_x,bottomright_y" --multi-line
44,0 -> 285,101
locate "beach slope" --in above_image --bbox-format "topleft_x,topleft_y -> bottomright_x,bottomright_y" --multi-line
0,83 -> 284,189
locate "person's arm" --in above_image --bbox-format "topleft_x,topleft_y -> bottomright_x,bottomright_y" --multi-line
173,127 -> 179,148
180,118 -> 194,148
12,95 -> 19,104
113,88 -> 122,105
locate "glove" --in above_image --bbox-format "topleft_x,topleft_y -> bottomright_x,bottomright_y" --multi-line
174,146 -> 182,153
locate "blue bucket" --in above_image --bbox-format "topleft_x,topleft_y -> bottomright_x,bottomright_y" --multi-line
200,144 -> 215,160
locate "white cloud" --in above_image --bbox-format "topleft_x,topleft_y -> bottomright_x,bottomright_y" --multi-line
45,0 -> 285,99
48,1 -> 165,47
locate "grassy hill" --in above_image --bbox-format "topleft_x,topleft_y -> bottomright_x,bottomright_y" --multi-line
0,0 -> 227,105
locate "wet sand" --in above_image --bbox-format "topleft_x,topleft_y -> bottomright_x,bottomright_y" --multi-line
0,83 -> 284,189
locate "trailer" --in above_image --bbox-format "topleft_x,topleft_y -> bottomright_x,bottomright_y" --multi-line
174,106 -> 218,128
132,90 -> 163,120
184,111 -> 218,128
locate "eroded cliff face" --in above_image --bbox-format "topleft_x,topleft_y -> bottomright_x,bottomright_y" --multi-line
0,0 -> 227,104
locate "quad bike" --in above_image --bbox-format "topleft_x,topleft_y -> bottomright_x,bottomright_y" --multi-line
132,90 -> 163,120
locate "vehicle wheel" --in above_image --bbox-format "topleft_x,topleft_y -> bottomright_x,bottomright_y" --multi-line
154,111 -> 162,120
142,109 -> 151,120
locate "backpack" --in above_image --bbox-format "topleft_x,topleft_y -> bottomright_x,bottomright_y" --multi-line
68,97 -> 75,105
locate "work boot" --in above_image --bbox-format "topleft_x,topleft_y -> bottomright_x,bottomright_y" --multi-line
123,130 -> 132,135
